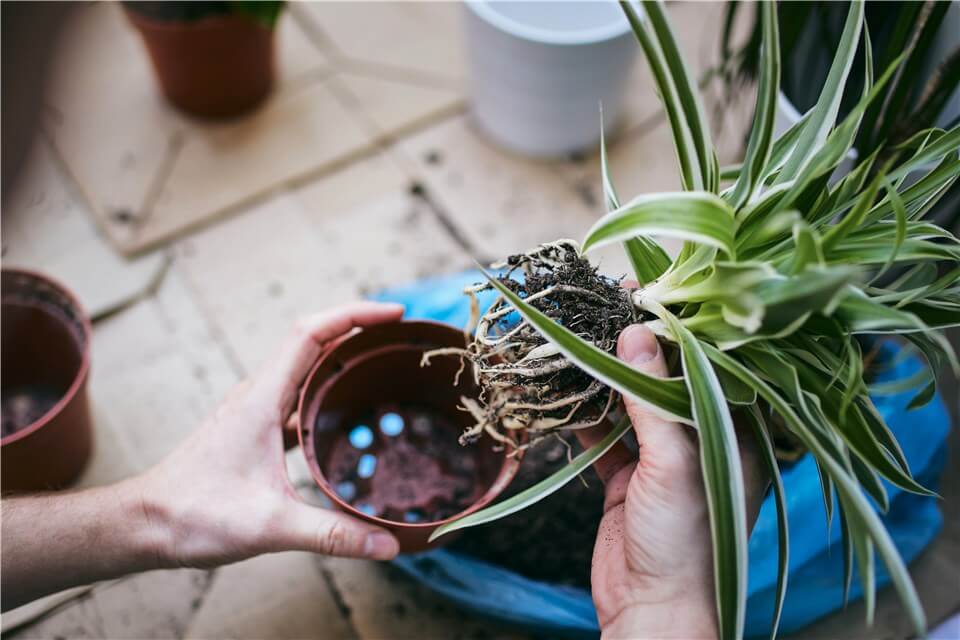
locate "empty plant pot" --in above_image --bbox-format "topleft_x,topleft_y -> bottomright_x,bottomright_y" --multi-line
464,0 -> 637,157
2,269 -> 93,492
125,7 -> 275,118
298,321 -> 521,553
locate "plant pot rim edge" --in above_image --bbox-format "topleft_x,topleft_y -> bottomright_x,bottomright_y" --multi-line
297,320 -> 522,532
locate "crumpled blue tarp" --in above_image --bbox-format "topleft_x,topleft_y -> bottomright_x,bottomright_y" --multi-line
374,271 -> 951,638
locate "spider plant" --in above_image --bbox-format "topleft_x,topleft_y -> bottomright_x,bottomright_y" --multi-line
428,1 -> 960,638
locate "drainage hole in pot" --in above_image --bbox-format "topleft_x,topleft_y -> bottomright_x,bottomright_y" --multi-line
2,384 -> 64,438
321,405 -> 488,523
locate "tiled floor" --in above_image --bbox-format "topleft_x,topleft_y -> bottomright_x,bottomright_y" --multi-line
3,2 -> 958,639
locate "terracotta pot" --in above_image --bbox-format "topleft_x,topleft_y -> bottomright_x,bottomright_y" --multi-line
125,8 -> 275,119
297,321 -> 521,553
1,269 -> 93,492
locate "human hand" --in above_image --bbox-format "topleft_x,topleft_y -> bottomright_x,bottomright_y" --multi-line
131,301 -> 405,569
582,324 -> 769,639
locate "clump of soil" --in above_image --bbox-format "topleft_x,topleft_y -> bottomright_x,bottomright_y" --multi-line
423,240 -> 636,454
1,385 -> 63,438
451,437 -> 603,588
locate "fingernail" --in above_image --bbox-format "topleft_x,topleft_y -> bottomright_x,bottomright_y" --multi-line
619,324 -> 659,365
364,532 -> 399,560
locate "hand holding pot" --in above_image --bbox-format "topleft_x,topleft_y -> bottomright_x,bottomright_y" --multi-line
2,302 -> 404,611
583,325 -> 769,639
136,302 -> 405,567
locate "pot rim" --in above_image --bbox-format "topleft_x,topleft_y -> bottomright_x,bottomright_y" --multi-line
297,320 -> 521,531
1,268 -> 92,447
124,7 -> 273,33
465,0 -> 631,46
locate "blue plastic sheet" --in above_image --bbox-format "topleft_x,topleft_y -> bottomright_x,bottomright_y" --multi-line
374,271 -> 951,638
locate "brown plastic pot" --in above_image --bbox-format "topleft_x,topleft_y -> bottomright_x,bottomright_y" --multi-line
1,269 -> 93,492
297,321 -> 521,553
125,9 -> 275,119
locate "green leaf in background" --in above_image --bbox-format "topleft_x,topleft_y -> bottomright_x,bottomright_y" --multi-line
744,405 -> 788,640
729,0 -> 779,210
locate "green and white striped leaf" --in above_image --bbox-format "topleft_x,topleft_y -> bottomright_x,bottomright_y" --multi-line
775,0 -> 864,184
429,415 -> 633,541
702,345 -> 927,637
656,306 -> 747,640
600,114 -> 672,285
745,405 -> 789,639
729,0 -> 779,210
582,192 -> 737,257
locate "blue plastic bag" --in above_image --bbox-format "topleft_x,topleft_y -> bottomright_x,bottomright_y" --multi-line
374,271 -> 951,638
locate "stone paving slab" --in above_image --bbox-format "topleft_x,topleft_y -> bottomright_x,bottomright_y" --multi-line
296,2 -> 465,84
176,152 -> 472,374
1,140 -> 167,319
395,114 -> 601,261
44,3 -> 353,256
184,552 -> 356,640
320,557 -> 528,640
10,569 -> 212,640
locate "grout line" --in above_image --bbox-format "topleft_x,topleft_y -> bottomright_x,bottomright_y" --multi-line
129,129 -> 186,242
290,2 -> 462,92
316,561 -> 361,639
168,258 -> 248,380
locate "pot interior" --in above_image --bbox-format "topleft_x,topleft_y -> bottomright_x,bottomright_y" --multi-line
1,273 -> 87,439
307,344 -> 504,524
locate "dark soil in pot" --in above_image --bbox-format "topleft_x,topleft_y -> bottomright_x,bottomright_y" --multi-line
451,438 -> 604,588
322,403 -> 491,523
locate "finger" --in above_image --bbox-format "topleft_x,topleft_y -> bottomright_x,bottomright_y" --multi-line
617,324 -> 698,477
253,302 -> 405,414
281,501 -> 400,560
574,422 -> 635,485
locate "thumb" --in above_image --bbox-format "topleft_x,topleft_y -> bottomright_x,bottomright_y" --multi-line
281,501 -> 400,560
617,324 -> 697,473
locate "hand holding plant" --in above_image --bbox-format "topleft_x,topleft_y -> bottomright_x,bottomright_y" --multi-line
589,325 -> 768,639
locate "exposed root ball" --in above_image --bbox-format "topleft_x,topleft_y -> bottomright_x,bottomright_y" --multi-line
423,240 -> 636,453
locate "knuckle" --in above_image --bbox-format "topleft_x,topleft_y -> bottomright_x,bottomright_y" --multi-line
317,519 -> 355,556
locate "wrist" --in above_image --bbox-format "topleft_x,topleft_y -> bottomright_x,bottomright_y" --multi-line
116,474 -> 175,571
603,596 -> 718,640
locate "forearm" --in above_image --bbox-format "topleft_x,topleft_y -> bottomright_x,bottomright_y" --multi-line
1,476 -> 167,611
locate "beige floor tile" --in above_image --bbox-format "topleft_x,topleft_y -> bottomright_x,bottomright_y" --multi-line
177,166 -> 471,373
297,2 -> 465,83
138,81 -> 376,253
277,10 -> 332,84
1,140 -> 168,319
395,115 -> 600,261
185,552 -> 356,640
45,2 -> 178,234
322,557 -> 527,640
9,570 -> 210,640
45,3 -> 355,255
89,264 -> 239,469
334,71 -> 464,140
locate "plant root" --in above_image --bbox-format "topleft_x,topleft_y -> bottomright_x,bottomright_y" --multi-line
424,240 -> 638,451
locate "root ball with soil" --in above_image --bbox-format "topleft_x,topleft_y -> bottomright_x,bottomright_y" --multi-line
423,240 -> 637,453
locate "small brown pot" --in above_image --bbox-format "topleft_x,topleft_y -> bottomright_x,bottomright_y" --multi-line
125,9 -> 275,119
2,269 -> 94,492
297,321 -> 521,553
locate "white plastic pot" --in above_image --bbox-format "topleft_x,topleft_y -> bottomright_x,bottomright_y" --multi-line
464,1 -> 637,158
